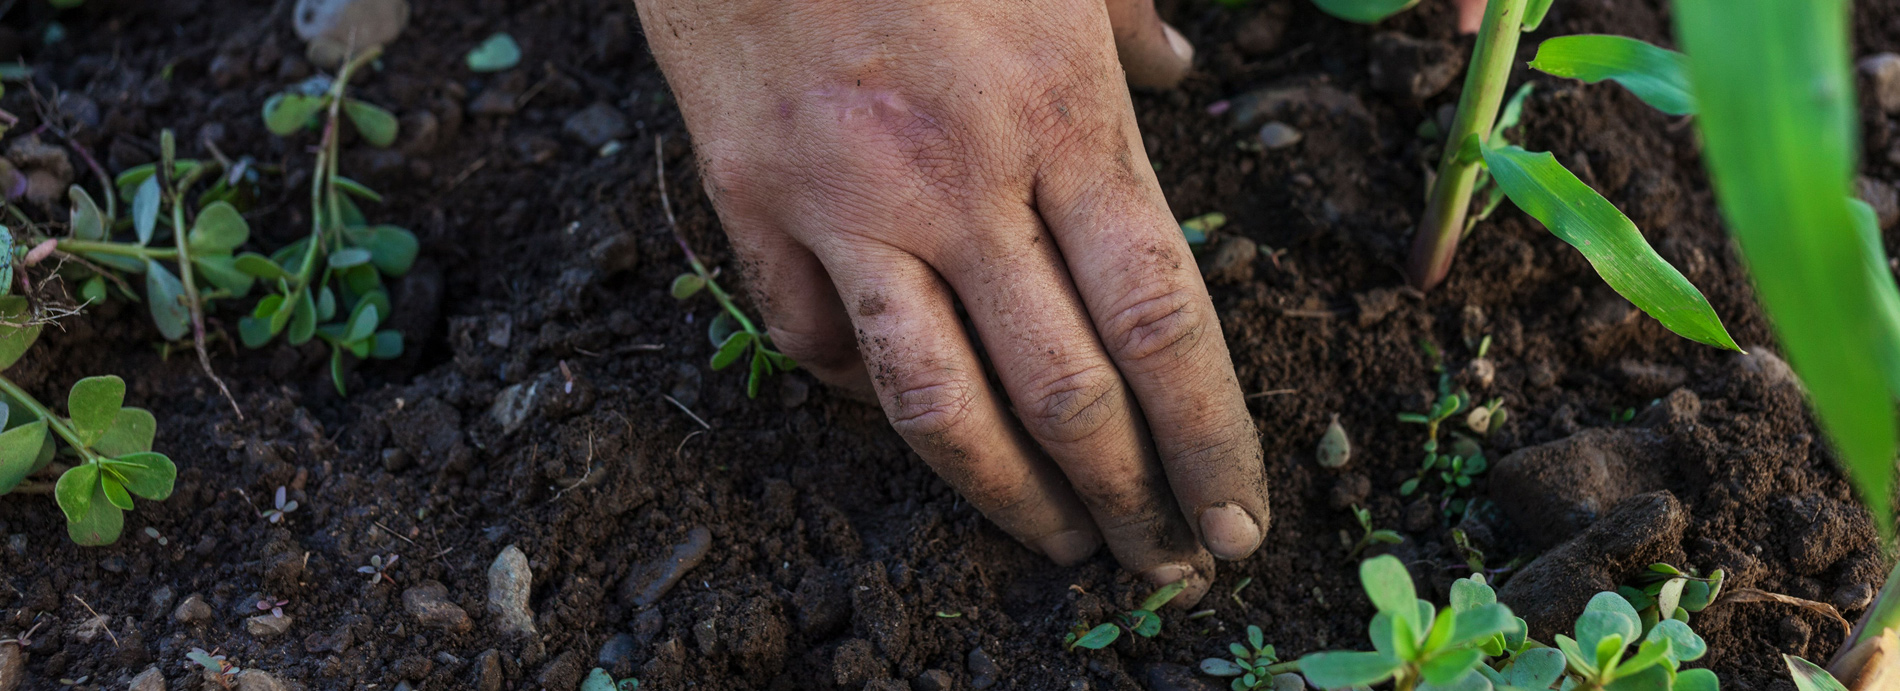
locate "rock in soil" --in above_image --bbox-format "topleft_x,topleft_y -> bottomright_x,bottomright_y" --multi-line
563,103 -> 631,148
1488,427 -> 1669,549
538,650 -> 583,690
1861,53 -> 1900,113
245,614 -> 293,637
474,649 -> 503,691
129,666 -> 164,691
294,0 -> 411,68
173,593 -> 213,624
1497,491 -> 1688,640
967,647 -> 1000,689
1145,663 -> 1225,691
235,669 -> 287,691
487,544 -> 535,637
597,633 -> 637,677
1259,121 -> 1303,150
914,669 -> 953,691
619,526 -> 713,608
1199,236 -> 1258,285
1234,0 -> 1292,55
0,642 -> 20,691
403,581 -> 473,633
1368,32 -> 1465,100
1780,495 -> 1874,574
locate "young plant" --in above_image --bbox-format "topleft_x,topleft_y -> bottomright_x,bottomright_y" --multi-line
1347,504 -> 1402,559
1064,580 -> 1190,651
186,648 -> 240,689
581,667 -> 640,691
260,485 -> 297,523
1619,563 -> 1725,631
255,598 -> 288,618
357,553 -> 399,585
253,47 -> 414,394
0,300 -> 175,546
654,137 -> 793,399
1298,556 -> 1519,691
1201,625 -> 1301,691
1548,592 -> 1717,691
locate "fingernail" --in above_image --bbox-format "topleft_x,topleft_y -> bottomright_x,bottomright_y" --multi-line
1036,530 -> 1100,566
1163,24 -> 1195,64
1143,562 -> 1207,607
1199,502 -> 1263,560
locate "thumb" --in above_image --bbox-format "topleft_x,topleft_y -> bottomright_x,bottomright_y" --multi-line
1107,0 -> 1196,88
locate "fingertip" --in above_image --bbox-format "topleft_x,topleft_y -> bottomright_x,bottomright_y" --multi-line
1036,529 -> 1103,566
1142,558 -> 1213,608
1198,502 -> 1264,560
1163,23 -> 1194,64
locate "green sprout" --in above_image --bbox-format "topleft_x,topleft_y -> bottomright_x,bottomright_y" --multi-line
1064,580 -> 1189,651
1348,504 -> 1402,559
186,648 -> 239,689
1200,625 -> 1301,691
1618,563 -> 1725,632
580,668 -> 638,691
253,47 -> 415,394
654,136 -> 793,399
1298,557 -> 1520,691
1549,592 -> 1716,691
467,33 -> 522,72
0,298 -> 174,546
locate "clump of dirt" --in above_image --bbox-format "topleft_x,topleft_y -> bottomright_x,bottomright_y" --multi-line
0,0 -> 1890,689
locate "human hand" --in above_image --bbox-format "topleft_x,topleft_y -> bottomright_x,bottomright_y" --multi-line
634,0 -> 1268,604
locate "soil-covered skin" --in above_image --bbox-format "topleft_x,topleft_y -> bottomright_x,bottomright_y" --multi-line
0,0 -> 1893,689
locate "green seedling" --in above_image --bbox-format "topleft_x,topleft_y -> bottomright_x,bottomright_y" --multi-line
467,32 -> 522,72
581,667 -> 639,691
1547,592 -> 1717,691
0,300 -> 175,546
186,648 -> 240,689
357,553 -> 398,585
1064,580 -> 1189,651
1201,625 -> 1302,691
655,137 -> 793,399
1347,504 -> 1402,559
1618,563 -> 1725,632
255,48 -> 414,394
1181,212 -> 1227,249
259,485 -> 297,523
1396,0 -> 1738,360
1298,557 -> 1520,691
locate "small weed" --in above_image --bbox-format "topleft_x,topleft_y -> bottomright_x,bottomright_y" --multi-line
260,485 -> 297,523
1200,625 -> 1301,690
1180,212 -> 1226,249
467,33 -> 522,72
580,667 -> 639,691
1619,563 -> 1725,630
1397,342 -> 1496,516
1346,504 -> 1402,559
255,598 -> 288,618
186,647 -> 239,689
1064,580 -> 1189,651
357,553 -> 399,585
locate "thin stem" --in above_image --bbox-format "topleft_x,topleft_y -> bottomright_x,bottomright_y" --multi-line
54,239 -> 179,260
160,133 -> 242,419
0,374 -> 98,463
1405,0 -> 1530,291
653,134 -> 762,336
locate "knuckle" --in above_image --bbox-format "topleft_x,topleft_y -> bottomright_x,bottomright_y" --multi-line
1166,419 -> 1264,485
883,371 -> 981,441
1019,362 -> 1124,445
1101,283 -> 1209,372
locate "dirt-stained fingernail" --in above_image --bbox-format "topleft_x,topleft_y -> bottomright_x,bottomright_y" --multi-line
1143,562 -> 1209,607
1163,24 -> 1194,63
1036,530 -> 1101,566
1199,502 -> 1263,560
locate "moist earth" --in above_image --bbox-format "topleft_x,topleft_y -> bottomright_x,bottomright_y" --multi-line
1,0 -> 1897,689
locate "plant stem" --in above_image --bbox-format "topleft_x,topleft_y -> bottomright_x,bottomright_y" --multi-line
1265,661 -> 1301,675
0,374 -> 99,463
53,239 -> 179,261
653,134 -> 763,337
1405,0 -> 1530,291
158,132 -> 242,419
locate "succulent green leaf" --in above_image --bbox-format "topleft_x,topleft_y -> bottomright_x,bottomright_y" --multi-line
144,260 -> 190,341
1643,618 -> 1706,662
92,407 -> 156,457
371,330 -> 404,359
69,184 -> 106,240
1417,667 -> 1492,691
1555,635 -> 1596,676
1674,668 -> 1720,691
671,273 -> 707,299
1448,603 -> 1514,647
346,303 -> 380,343
1142,580 -> 1191,612
1360,555 -> 1419,633
239,316 -> 273,348
1421,648 -> 1483,686
1504,616 -> 1529,652
1423,605 -> 1459,652
353,226 -> 419,276
132,176 -> 160,245
1126,610 -> 1161,638
263,93 -> 328,136
55,461 -> 97,523
1449,577 -> 1496,613
1575,609 -> 1636,659
81,275 -> 106,304
1783,655 -> 1844,691
333,176 -> 384,202
343,99 -> 400,147
188,201 -> 249,254
0,419 -> 48,493
66,480 -> 124,546
1653,578 -> 1686,623
1529,35 -> 1695,116
0,296 -> 43,370
467,32 -> 522,72
100,473 -> 134,510
106,451 -> 174,500
193,255 -> 255,297
1072,623 -> 1120,650
1593,633 -> 1626,672
288,289 -> 318,345
1300,651 -> 1402,689
1502,648 -> 1566,689
1309,0 -> 1420,24
1602,662 -> 1670,691
329,247 -> 373,269
1617,637 -> 1673,678
1522,0 -> 1555,30
710,332 -> 752,371
1483,145 -> 1739,351
1202,659 -> 1246,677
68,374 -> 125,448
708,311 -> 739,347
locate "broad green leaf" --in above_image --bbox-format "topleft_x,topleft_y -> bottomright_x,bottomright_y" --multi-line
351,225 -> 419,276
1310,0 -> 1419,24
1675,0 -> 1896,533
67,481 -> 124,546
1522,0 -> 1555,31
1849,199 -> 1900,400
1615,638 -> 1672,677
371,330 -> 403,359
671,273 -> 706,300
194,255 -> 255,297
55,461 -> 97,523
100,473 -> 134,510
1593,633 -> 1626,672
1421,648 -> 1483,686
346,303 -> 380,343
329,247 -> 373,269
263,93 -> 327,136
1360,556 -> 1418,622
1502,648 -> 1566,689
1071,623 -> 1120,650
188,201 -> 248,253
144,260 -> 190,341
1578,592 -> 1640,647
0,296 -> 42,370
711,332 -> 751,371
1555,635 -> 1596,676
1674,668 -> 1720,691
333,176 -> 383,202
69,184 -> 105,240
343,99 -> 399,147
1423,605 -> 1459,652
105,451 -> 174,500
132,176 -> 160,245
1483,146 -> 1739,350
1448,603 -> 1514,647
1126,610 -> 1161,637
0,419 -> 47,493
1644,618 -> 1706,662
1783,655 -> 1847,691
1142,579 -> 1191,612
1602,662 -> 1670,691
467,32 -> 522,72
1530,36 -> 1696,116
1300,651 -> 1402,688
1417,667 -> 1492,691
68,374 -> 125,448
288,289 -> 317,345
92,407 -> 155,457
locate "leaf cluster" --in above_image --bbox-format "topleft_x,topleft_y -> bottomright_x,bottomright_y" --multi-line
671,275 -> 795,399
1618,564 -> 1724,630
1348,504 -> 1402,559
1064,580 -> 1189,651
1201,626 -> 1301,691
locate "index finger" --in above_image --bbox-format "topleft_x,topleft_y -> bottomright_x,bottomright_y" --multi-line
1035,125 -> 1270,561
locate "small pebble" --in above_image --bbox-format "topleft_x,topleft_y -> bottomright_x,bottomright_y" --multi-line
915,669 -> 953,691
1258,121 -> 1303,150
246,614 -> 293,638
128,666 -> 165,691
1834,582 -> 1875,612
173,594 -> 213,624
968,648 -> 1000,690
487,545 -> 536,637
403,581 -> 472,633
0,643 -> 22,691
235,669 -> 286,691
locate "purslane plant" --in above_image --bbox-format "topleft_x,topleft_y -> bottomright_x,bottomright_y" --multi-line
1202,625 -> 1301,691
0,296 -> 174,545
1064,580 -> 1189,651
1348,504 -> 1403,559
254,47 -> 414,394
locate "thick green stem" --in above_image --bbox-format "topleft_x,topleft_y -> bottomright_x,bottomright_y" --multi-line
54,240 -> 179,261
654,134 -> 763,337
0,374 -> 98,463
1405,0 -> 1530,291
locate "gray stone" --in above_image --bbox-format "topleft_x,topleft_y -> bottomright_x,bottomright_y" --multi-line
293,0 -> 410,68
1498,491 -> 1688,640
967,648 -> 1000,690
489,381 -> 541,433
914,669 -> 953,691
173,594 -> 213,624
403,581 -> 472,633
147,586 -> 176,621
1861,53 -> 1900,113
563,104 -> 630,148
470,88 -> 519,117
246,614 -> 293,638
619,526 -> 713,607
1145,663 -> 1224,691
129,666 -> 165,691
1198,236 -> 1257,285
71,614 -> 110,643
234,669 -> 287,691
0,642 -> 21,691
1258,121 -> 1302,149
474,650 -> 503,691
1736,347 -> 1801,392
487,545 -> 535,637
597,633 -> 637,677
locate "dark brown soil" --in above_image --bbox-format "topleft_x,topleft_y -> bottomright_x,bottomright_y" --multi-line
0,0 -> 1893,689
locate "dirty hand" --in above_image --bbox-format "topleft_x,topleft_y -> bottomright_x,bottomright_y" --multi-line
633,0 -> 1269,602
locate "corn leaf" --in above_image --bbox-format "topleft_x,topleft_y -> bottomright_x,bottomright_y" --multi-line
1529,35 -> 1696,116
1482,145 -> 1739,350
1784,655 -> 1850,691
1849,199 -> 1900,398
1674,0 -> 1897,532
1310,0 -> 1419,24
1522,0 -> 1556,31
